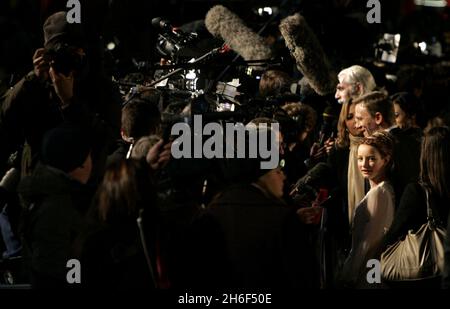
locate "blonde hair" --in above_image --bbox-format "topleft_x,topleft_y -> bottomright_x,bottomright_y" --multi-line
336,101 -> 352,148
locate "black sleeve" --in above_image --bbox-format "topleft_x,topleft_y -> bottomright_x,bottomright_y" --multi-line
0,72 -> 49,175
382,182 -> 426,248
281,211 -> 318,288
390,129 -> 421,205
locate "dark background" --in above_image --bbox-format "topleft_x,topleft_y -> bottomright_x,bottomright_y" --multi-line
1,0 -> 449,92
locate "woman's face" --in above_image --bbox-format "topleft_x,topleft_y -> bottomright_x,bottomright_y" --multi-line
357,144 -> 389,184
394,103 -> 409,129
258,167 -> 286,199
346,103 -> 364,137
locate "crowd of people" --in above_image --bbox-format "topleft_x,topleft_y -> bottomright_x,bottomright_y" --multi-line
0,8 -> 449,290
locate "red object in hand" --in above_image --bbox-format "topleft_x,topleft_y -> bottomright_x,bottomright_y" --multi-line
312,188 -> 328,224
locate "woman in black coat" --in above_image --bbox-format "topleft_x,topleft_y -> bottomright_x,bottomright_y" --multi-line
383,126 -> 450,288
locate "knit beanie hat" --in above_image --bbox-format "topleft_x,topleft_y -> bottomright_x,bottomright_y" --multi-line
41,125 -> 92,173
43,11 -> 85,49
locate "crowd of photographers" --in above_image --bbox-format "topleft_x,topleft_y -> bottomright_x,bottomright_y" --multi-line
0,9 -> 450,289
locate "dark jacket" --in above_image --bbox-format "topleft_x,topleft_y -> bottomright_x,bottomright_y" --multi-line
81,219 -> 156,289
383,182 -> 449,248
327,146 -> 351,236
18,163 -> 93,288
389,127 -> 421,208
184,184 -> 316,288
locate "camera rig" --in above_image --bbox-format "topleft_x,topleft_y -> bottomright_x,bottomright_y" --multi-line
43,43 -> 85,76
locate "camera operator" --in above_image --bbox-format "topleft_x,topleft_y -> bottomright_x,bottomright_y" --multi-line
0,11 -> 121,183
0,12 -> 122,265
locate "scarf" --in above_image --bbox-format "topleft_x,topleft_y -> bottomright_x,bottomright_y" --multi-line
347,134 -> 365,225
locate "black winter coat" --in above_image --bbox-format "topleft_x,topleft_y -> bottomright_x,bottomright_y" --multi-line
184,184 -> 316,288
19,163 -> 93,288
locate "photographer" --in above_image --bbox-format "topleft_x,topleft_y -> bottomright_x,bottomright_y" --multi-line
0,11 -> 121,183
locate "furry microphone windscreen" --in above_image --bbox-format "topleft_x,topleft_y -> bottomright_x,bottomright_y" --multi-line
299,76 -> 316,98
205,5 -> 272,62
279,13 -> 337,96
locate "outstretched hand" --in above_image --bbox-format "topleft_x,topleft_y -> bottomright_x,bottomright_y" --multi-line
324,137 -> 335,155
309,142 -> 327,161
297,206 -> 322,225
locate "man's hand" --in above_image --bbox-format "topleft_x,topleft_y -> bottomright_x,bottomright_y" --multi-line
146,139 -> 172,170
32,48 -> 50,82
309,142 -> 327,161
324,137 -> 336,155
297,206 -> 322,225
49,67 -> 74,107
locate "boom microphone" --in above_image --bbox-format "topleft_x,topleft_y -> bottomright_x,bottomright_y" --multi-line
204,5 -> 273,62
279,13 -> 337,96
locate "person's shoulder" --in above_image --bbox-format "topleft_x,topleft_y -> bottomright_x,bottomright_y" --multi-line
403,182 -> 423,194
389,127 -> 421,147
367,181 -> 395,202
369,181 -> 390,193
399,182 -> 426,206
393,182 -> 423,203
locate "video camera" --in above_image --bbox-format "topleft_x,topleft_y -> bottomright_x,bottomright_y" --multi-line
43,43 -> 85,76
152,17 -> 199,60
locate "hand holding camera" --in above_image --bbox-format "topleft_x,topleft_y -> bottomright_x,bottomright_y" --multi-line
32,48 -> 50,82
34,44 -> 85,106
33,47 -> 74,105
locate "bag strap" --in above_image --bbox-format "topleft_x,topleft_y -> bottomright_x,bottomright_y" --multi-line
424,187 -> 433,220
422,184 -> 440,228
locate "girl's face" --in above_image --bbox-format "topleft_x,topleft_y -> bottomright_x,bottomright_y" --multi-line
357,144 -> 389,184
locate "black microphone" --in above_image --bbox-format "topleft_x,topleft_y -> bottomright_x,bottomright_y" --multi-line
290,162 -> 333,197
319,106 -> 337,146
